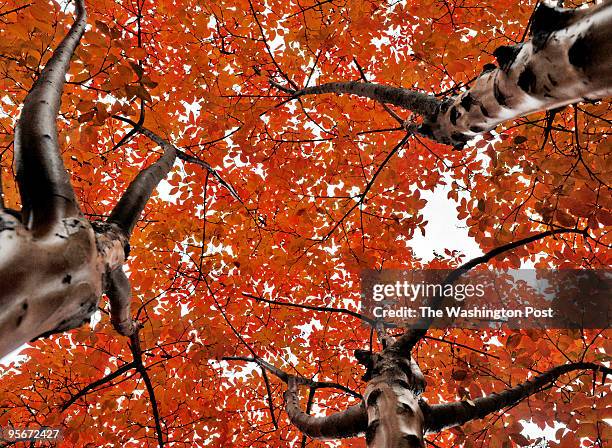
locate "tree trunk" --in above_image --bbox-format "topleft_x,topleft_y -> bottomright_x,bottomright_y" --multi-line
361,339 -> 428,448
0,217 -> 127,356
364,371 -> 425,448
422,0 -> 612,146
0,0 -> 176,358
277,1 -> 612,148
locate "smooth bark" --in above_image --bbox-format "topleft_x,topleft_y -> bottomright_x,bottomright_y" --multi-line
423,362 -> 612,433
13,0 -> 87,234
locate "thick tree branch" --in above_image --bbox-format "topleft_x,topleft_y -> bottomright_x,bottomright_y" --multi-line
270,80 -> 440,119
352,58 -> 405,125
13,0 -> 87,233
273,2 -> 612,148
107,130 -> 177,237
106,268 -> 138,336
423,362 -> 612,434
284,377 -> 367,440
415,1 -> 612,147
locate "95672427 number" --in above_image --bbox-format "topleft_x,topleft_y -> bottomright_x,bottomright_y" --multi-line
1,427 -> 62,441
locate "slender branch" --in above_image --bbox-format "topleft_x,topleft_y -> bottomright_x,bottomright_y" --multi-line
130,332 -> 164,447
112,115 -> 243,204
284,377 -> 367,440
300,387 -> 316,448
260,367 -> 278,429
423,336 -> 500,359
223,356 -> 361,398
110,102 -> 145,152
61,361 -> 136,411
13,0 -> 87,233
317,133 -> 410,243
242,292 -> 375,325
0,4 -> 31,18
270,80 -> 440,119
138,364 -> 164,447
423,362 -> 612,434
394,228 -> 588,353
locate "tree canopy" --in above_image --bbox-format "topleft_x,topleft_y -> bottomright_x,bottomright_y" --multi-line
0,0 -> 610,447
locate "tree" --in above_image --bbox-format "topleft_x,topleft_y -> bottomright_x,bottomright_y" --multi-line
0,0 -> 609,447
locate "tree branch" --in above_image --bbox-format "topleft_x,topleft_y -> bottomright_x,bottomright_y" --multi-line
61,361 -> 136,411
284,377 -> 367,440
13,0 -> 87,233
106,268 -> 138,336
394,228 -> 588,353
270,80 -> 440,119
242,292 -> 375,325
107,128 -> 177,237
112,115 -> 243,204
352,58 -> 405,125
223,356 -> 361,398
423,362 -> 612,434
130,332 -> 165,447
260,367 -> 278,429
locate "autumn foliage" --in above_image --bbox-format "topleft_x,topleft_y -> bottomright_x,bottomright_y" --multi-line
0,0 -> 610,447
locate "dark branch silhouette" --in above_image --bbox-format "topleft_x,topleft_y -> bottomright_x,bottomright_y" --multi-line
107,130 -> 177,237
130,332 -> 165,447
112,115 -> 243,204
270,79 -> 440,119
61,361 -> 136,411
242,292 -> 375,325
395,228 -> 589,353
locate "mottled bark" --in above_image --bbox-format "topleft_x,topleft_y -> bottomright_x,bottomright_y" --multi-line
0,212 -> 127,357
425,0 -> 612,146
0,0 -> 177,358
284,348 -> 611,447
0,0 -> 119,358
274,1 -> 612,148
360,337 -> 427,448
